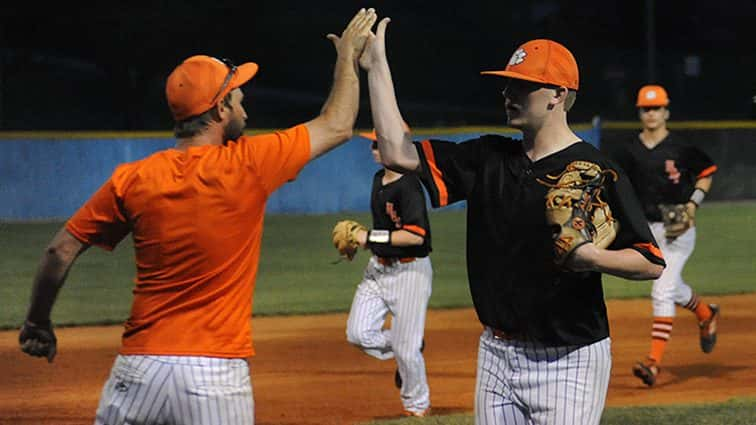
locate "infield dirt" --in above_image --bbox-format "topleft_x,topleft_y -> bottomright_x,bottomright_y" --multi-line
1,294 -> 754,425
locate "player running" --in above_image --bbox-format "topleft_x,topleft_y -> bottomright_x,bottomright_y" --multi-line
18,9 -> 377,425
613,84 -> 720,387
336,124 -> 433,417
359,17 -> 665,425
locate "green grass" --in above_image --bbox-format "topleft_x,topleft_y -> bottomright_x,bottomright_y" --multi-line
0,201 -> 754,329
359,398 -> 756,425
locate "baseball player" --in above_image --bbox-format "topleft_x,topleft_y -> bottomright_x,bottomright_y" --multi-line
359,19 -> 666,424
612,85 -> 719,387
339,124 -> 433,417
18,9 -> 378,425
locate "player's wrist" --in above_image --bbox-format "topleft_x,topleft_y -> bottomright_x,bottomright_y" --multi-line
366,229 -> 391,248
24,318 -> 52,329
689,187 -> 707,207
356,229 -> 368,248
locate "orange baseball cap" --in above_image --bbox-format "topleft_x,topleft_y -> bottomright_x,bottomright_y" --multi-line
166,55 -> 259,121
359,121 -> 411,142
636,85 -> 669,107
481,39 -> 579,90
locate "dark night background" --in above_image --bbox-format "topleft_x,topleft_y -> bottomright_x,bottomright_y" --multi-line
1,0 -> 755,131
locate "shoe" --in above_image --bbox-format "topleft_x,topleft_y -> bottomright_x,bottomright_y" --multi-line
699,304 -> 719,354
395,339 -> 425,389
402,408 -> 431,417
632,359 -> 660,387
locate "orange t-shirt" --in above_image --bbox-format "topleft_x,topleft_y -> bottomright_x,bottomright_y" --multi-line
66,125 -> 310,358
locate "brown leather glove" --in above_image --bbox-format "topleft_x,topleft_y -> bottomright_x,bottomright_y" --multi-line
332,220 -> 367,261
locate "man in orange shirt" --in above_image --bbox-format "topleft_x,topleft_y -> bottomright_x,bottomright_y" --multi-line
18,8 -> 378,425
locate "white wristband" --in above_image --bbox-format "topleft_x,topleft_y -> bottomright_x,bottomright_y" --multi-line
689,188 -> 706,206
368,229 -> 391,244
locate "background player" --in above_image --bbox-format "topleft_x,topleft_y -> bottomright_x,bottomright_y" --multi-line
18,9 -> 377,424
359,17 -> 665,424
613,85 -> 720,387
341,124 -> 433,417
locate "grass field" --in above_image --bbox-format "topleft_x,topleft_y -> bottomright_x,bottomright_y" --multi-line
360,398 -> 756,425
1,201 -> 754,423
0,201 -> 753,329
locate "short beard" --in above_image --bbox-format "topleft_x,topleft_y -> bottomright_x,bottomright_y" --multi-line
223,118 -> 245,142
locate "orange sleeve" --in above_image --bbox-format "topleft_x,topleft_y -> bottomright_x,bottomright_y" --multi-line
419,140 -> 449,207
697,165 -> 717,178
632,242 -> 666,266
239,124 -> 311,194
402,224 -> 427,236
66,177 -> 130,251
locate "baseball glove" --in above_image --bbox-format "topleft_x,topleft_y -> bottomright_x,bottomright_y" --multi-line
332,220 -> 367,261
538,161 -> 620,266
659,203 -> 694,238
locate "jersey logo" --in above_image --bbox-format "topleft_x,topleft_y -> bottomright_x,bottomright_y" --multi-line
385,202 -> 402,229
665,160 -> 681,184
509,48 -> 527,66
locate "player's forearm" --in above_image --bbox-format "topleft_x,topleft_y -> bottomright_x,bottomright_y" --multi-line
26,228 -> 86,323
569,244 -> 664,280
324,54 -> 360,132
386,229 -> 424,246
594,248 -> 664,280
367,61 -> 419,173
356,228 -> 423,247
308,54 -> 360,159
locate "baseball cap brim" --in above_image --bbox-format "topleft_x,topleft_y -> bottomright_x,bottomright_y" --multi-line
228,62 -> 259,92
636,101 -> 669,107
480,70 -> 571,89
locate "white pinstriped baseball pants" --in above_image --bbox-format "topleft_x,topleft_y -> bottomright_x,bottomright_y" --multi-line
649,222 -> 696,317
475,329 -> 611,425
94,355 -> 254,425
346,255 -> 433,413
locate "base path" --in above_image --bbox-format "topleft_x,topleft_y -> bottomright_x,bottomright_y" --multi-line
2,294 -> 755,425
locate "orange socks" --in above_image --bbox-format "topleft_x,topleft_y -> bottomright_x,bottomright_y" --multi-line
646,294 -> 714,365
683,292 -> 713,322
648,317 -> 674,364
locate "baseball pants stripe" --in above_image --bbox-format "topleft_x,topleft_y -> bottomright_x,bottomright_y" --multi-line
474,329 -> 611,425
95,355 -> 254,425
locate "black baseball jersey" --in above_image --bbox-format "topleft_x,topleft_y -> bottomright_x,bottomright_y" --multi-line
612,133 -> 717,222
414,136 -> 665,346
369,169 -> 432,258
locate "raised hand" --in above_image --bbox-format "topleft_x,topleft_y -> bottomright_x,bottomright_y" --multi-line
327,8 -> 378,60
359,17 -> 391,71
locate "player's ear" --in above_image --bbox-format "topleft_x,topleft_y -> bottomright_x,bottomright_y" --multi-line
663,108 -> 670,120
210,98 -> 229,122
549,86 -> 570,111
551,86 -> 568,105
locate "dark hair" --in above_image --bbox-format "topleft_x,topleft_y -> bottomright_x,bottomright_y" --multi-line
173,93 -> 233,138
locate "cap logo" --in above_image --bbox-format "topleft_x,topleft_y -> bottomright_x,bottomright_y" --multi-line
508,48 -> 527,66
645,90 -> 657,100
